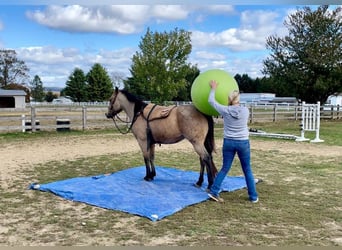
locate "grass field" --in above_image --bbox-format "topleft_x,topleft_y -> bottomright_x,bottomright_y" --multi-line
0,120 -> 341,246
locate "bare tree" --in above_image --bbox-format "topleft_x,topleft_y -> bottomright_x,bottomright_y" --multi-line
0,49 -> 29,87
111,71 -> 125,89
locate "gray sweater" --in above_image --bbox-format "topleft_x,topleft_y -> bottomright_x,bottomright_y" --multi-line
208,89 -> 249,140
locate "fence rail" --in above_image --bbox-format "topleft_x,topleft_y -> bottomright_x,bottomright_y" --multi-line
0,103 -> 340,133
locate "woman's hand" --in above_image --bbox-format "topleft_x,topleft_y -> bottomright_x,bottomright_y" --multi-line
209,80 -> 218,89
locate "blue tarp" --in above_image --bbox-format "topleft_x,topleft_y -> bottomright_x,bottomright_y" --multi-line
30,166 -> 259,221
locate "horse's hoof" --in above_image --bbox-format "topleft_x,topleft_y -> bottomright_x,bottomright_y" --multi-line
193,183 -> 201,188
144,177 -> 154,181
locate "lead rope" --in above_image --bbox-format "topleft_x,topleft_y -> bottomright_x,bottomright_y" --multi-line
111,111 -> 141,134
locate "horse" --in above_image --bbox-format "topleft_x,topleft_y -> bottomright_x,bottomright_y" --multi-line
106,87 -> 217,189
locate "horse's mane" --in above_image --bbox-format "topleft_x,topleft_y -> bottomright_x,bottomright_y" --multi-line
120,89 -> 148,113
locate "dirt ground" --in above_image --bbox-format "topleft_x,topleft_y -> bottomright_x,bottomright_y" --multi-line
1,134 -> 341,188
1,133 -> 341,246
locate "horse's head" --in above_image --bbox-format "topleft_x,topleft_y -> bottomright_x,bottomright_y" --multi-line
106,87 -> 123,119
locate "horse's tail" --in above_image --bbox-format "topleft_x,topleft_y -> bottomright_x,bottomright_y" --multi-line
204,115 -> 218,175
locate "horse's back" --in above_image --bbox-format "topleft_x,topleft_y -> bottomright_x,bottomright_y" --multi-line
176,104 -> 208,123
175,104 -> 209,139
133,104 -> 209,145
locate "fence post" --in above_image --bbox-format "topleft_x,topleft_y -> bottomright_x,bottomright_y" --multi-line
296,102 -> 308,141
249,105 -> 254,123
311,101 -> 323,143
337,105 -> 340,120
21,114 -> 25,132
273,104 -> 277,122
31,106 -> 36,132
82,106 -> 87,131
295,105 -> 298,121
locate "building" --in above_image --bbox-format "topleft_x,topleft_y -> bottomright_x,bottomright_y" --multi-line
0,89 -> 26,108
240,93 -> 276,104
269,97 -> 298,104
326,93 -> 342,106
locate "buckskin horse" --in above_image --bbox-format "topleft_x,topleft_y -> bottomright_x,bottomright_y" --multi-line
106,87 -> 217,189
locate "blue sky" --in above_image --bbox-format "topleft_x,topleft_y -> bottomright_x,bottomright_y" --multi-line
0,4 -> 338,88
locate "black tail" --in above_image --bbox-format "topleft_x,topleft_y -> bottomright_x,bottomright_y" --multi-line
204,115 -> 218,175
204,115 -> 215,154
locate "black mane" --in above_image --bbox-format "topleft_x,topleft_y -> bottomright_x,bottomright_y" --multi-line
120,89 -> 148,113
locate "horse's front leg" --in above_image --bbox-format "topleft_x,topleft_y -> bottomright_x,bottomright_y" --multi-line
142,145 -> 155,181
143,156 -> 154,181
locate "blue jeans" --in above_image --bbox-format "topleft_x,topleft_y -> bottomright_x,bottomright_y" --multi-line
210,138 -> 258,201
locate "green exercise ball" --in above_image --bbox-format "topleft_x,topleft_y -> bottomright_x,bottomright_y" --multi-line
191,69 -> 239,116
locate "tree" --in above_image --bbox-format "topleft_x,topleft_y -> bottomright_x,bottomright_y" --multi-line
30,75 -> 45,102
0,49 -> 29,87
174,65 -> 200,101
262,5 -> 342,103
45,91 -> 58,102
63,68 -> 88,102
124,27 -> 194,103
86,63 -> 113,101
234,74 -> 261,93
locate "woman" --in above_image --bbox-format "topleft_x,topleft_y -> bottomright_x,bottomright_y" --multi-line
207,80 -> 259,203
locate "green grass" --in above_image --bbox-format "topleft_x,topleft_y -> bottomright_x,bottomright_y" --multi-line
247,119 -> 342,146
0,120 -> 341,246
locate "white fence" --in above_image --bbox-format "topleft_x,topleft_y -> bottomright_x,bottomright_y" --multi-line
0,103 -> 340,133
0,105 -> 121,133
295,102 -> 324,142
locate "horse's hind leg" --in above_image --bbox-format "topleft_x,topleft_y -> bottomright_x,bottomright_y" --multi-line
202,154 -> 215,190
149,144 -> 156,178
195,157 -> 205,187
192,143 -> 215,190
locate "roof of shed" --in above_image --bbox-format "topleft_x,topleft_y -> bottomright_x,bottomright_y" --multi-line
0,89 -> 27,96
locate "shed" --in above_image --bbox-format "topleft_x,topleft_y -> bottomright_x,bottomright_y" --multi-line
0,89 -> 26,108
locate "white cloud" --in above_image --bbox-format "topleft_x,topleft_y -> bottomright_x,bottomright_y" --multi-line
206,5 -> 235,14
26,5 -> 150,34
190,49 -> 265,78
18,6 -> 291,86
26,5 -> 192,34
151,5 -> 189,21
191,9 -> 286,52
16,46 -> 134,87
18,46 -> 81,64
194,50 -> 226,61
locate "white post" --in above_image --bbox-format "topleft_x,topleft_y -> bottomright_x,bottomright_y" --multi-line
311,101 -> 324,143
296,102 -> 310,142
21,114 -> 25,133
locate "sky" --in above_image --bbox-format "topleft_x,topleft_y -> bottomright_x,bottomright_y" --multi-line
0,2 -> 339,89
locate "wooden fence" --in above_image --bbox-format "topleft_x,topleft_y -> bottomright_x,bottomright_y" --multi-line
0,103 -> 340,133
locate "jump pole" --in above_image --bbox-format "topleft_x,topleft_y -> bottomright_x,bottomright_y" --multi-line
295,101 -> 324,143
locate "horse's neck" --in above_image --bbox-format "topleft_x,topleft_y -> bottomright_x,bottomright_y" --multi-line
120,96 -> 136,121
